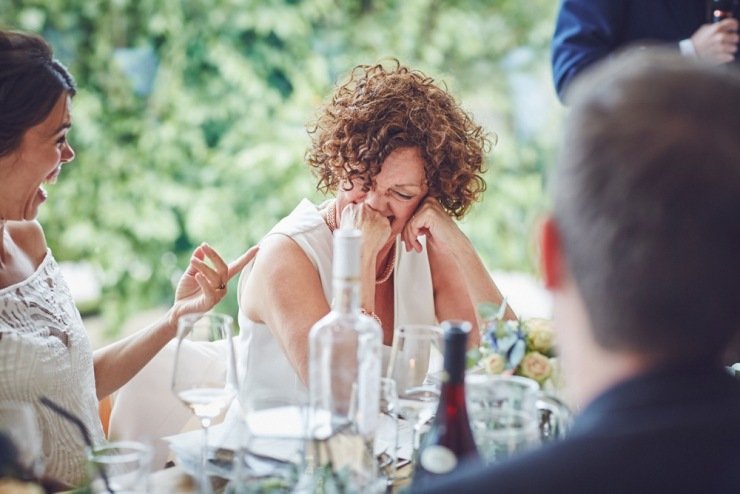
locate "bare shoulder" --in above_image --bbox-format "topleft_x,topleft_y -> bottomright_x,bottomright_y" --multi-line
250,233 -> 317,282
240,233 -> 323,319
6,221 -> 48,261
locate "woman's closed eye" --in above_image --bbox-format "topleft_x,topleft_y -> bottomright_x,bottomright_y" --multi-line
392,190 -> 415,200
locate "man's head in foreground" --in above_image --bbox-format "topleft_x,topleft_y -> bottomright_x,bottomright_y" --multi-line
540,49 -> 740,405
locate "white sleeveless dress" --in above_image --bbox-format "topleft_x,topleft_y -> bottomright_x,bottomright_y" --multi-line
233,199 -> 437,409
109,199 -> 437,463
0,250 -> 104,487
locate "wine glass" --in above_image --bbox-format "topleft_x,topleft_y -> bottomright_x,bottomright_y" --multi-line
172,312 -> 238,494
0,402 -> 44,481
386,324 -> 444,464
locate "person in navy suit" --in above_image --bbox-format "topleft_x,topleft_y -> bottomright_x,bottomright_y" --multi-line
413,49 -> 740,494
552,0 -> 739,101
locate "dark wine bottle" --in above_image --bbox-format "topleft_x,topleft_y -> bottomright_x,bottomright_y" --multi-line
711,0 -> 735,22
412,320 -> 480,487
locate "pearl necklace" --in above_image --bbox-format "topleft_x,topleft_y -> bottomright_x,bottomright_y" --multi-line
324,201 -> 396,285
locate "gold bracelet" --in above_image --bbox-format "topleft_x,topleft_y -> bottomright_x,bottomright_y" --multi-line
361,308 -> 382,328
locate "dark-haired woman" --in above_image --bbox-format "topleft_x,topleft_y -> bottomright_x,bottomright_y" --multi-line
0,30 -> 255,487
234,61 -> 515,406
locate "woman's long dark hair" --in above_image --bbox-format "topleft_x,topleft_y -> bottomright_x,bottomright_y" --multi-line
0,30 -> 76,157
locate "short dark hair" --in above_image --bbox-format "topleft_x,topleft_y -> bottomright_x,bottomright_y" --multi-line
553,49 -> 740,362
0,29 -> 76,157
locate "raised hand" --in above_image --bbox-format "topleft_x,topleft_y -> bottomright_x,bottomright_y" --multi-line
168,243 -> 259,324
691,19 -> 739,64
401,197 -> 463,253
340,202 -> 392,257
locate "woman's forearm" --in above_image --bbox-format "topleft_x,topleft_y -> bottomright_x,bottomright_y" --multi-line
447,233 -> 517,321
92,315 -> 176,400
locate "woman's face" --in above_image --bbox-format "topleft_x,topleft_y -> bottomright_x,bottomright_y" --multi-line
0,93 -> 75,221
336,146 -> 428,238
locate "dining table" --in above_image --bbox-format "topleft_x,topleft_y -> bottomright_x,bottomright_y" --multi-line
155,410 -> 416,494
144,461 -> 413,493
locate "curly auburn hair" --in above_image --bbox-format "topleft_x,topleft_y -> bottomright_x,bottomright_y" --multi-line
306,60 -> 491,219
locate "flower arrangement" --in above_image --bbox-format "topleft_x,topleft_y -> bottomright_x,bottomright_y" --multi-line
467,302 -> 558,387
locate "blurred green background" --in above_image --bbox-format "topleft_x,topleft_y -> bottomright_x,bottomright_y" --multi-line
2,0 -> 563,337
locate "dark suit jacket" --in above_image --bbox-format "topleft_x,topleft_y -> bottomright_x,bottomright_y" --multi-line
413,363 -> 740,493
551,0 -> 740,101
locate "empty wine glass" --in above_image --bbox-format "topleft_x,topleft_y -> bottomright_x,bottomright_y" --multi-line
0,402 -> 44,480
172,312 -> 238,494
386,324 -> 444,465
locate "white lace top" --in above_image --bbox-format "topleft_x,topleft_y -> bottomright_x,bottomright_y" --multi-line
0,250 -> 104,487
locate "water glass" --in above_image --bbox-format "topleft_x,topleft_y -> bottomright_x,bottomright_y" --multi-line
386,324 -> 444,460
466,375 -> 539,462
466,374 -> 571,463
86,440 -> 152,493
0,402 -> 44,480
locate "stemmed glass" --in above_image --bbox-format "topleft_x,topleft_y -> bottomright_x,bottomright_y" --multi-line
172,312 -> 238,494
386,324 -> 444,464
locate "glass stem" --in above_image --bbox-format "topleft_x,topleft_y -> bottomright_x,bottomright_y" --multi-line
200,418 -> 212,494
412,422 -> 422,461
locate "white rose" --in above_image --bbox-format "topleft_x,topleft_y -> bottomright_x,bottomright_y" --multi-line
518,351 -> 552,384
482,353 -> 506,375
525,318 -> 555,355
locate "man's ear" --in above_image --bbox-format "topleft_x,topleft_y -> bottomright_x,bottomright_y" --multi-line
539,215 -> 566,290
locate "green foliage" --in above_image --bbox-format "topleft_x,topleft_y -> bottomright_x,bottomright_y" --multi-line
3,0 -> 563,335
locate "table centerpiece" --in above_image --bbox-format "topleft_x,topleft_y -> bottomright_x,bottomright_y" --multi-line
466,302 -> 561,389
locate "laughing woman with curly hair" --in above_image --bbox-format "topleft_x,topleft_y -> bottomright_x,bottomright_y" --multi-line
235,61 -> 515,403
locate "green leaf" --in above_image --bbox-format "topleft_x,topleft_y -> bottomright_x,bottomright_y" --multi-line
18,0 -> 558,340
477,301 -> 502,322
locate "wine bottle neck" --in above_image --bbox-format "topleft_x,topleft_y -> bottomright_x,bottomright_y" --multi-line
332,277 -> 361,314
331,227 -> 362,316
443,339 -> 467,384
440,348 -> 467,409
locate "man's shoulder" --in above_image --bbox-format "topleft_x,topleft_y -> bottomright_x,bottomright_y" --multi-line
416,425 -> 740,494
415,369 -> 740,494
411,439 -> 606,493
